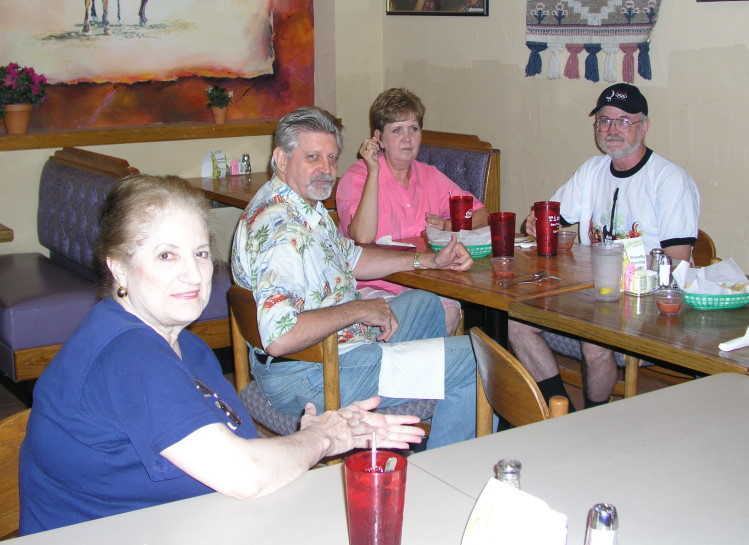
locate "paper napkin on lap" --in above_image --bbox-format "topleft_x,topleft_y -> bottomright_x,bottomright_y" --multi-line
462,478 -> 567,545
378,338 -> 445,399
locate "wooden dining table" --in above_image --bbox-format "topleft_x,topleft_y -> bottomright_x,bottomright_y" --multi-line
385,241 -> 594,344
184,173 -> 337,212
509,287 -> 749,380
184,173 -> 273,209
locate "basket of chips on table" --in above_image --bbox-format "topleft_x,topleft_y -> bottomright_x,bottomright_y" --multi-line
672,258 -> 749,310
427,225 -> 492,258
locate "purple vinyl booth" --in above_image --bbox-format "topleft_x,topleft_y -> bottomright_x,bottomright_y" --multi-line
0,148 -> 231,383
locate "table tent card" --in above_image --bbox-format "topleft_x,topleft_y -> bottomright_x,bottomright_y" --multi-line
462,478 -> 567,545
525,0 -> 662,82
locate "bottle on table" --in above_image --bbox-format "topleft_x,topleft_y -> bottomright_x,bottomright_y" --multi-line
240,153 -> 252,175
493,458 -> 522,489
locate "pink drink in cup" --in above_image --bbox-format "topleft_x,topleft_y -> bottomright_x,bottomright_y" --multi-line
534,201 -> 560,257
489,212 -> 516,257
345,451 -> 407,545
449,195 -> 473,232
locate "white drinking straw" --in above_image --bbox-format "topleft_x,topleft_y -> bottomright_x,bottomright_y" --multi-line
371,429 -> 377,469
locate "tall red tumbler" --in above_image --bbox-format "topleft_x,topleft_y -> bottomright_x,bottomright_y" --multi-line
534,201 -> 561,257
449,195 -> 473,232
489,212 -> 516,257
345,451 -> 408,545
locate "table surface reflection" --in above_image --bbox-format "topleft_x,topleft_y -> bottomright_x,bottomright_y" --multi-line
509,287 -> 749,375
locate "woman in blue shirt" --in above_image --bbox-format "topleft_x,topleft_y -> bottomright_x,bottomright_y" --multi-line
20,175 -> 423,535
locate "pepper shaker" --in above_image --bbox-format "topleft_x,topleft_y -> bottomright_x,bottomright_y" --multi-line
584,503 -> 618,545
493,458 -> 522,489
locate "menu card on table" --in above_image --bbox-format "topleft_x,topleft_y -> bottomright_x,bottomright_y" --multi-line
462,478 -> 567,545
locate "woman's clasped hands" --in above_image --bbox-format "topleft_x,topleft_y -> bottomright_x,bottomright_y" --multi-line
300,395 -> 425,457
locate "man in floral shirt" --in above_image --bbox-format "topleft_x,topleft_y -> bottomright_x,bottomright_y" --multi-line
232,106 -> 477,449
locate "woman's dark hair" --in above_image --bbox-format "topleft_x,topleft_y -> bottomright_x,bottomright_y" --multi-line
95,174 -> 216,296
369,88 -> 426,135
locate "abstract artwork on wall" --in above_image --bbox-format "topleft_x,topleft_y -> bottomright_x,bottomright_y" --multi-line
0,0 -> 313,131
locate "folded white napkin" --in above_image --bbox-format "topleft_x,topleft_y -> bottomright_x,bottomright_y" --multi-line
462,478 -> 567,545
718,326 -> 749,352
673,258 -> 749,295
426,225 -> 491,247
378,338 -> 445,399
376,235 -> 415,247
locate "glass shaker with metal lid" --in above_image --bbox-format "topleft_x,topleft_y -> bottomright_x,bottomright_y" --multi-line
494,458 -> 522,489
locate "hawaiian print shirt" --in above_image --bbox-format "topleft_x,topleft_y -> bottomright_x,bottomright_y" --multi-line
232,175 -> 378,349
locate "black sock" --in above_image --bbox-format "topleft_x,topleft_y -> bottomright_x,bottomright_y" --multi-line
537,375 -> 576,412
584,395 -> 609,409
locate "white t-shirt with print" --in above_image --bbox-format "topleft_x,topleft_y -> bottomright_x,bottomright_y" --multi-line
550,150 -> 700,252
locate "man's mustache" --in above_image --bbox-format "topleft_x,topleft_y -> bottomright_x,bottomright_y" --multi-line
311,174 -> 336,184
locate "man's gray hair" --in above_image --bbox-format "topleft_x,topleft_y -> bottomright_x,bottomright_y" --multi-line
271,106 -> 344,171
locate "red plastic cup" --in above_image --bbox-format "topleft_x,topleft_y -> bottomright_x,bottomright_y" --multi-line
534,201 -> 561,257
489,212 -> 516,257
449,195 -> 473,232
345,451 -> 407,545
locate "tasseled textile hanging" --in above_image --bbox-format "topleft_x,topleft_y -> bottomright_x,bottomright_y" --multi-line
525,1 -> 661,82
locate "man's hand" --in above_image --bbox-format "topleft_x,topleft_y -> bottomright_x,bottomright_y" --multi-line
432,235 -> 473,271
523,210 -> 537,237
357,298 -> 399,342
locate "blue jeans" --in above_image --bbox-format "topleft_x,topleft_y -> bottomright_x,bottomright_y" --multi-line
249,289 -> 477,449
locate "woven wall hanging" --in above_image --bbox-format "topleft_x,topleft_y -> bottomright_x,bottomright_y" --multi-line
526,1 -> 661,82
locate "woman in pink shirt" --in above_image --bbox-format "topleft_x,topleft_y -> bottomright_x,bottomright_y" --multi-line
337,88 -> 487,334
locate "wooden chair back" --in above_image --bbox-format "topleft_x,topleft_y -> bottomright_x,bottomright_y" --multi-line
229,285 -> 340,415
0,409 -> 30,540
470,328 -> 567,436
693,229 -> 718,267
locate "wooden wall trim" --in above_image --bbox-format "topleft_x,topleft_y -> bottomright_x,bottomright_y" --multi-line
0,120 -> 279,152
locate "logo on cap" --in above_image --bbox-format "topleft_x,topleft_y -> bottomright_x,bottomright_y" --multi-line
606,89 -> 628,103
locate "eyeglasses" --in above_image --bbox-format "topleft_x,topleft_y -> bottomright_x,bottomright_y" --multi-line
193,377 -> 243,431
595,118 -> 642,133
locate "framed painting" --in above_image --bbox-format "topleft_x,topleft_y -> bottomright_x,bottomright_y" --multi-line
0,0 -> 314,131
386,0 -> 488,16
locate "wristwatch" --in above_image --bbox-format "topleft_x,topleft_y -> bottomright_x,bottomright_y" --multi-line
413,252 -> 422,270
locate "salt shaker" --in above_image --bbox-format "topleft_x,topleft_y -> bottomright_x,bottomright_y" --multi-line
584,503 -> 619,545
493,458 -> 521,489
240,153 -> 252,175
658,253 -> 672,288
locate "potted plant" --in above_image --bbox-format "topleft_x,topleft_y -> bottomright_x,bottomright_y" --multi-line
1,62 -> 49,135
206,85 -> 233,125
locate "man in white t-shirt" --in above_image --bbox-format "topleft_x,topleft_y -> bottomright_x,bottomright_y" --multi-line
510,83 -> 700,410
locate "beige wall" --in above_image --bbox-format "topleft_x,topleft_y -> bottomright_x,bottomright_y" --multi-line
4,0 -> 748,269
324,0 -> 749,269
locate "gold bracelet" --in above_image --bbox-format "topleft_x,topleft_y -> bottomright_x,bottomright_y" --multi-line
413,252 -> 422,270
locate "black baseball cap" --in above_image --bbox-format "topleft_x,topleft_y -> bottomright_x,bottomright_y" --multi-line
590,83 -> 648,116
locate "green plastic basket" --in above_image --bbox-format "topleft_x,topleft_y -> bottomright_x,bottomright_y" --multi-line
683,292 -> 749,310
429,243 -> 492,259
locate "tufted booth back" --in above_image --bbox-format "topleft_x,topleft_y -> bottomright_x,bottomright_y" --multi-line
37,160 -> 120,282
417,145 -> 490,202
